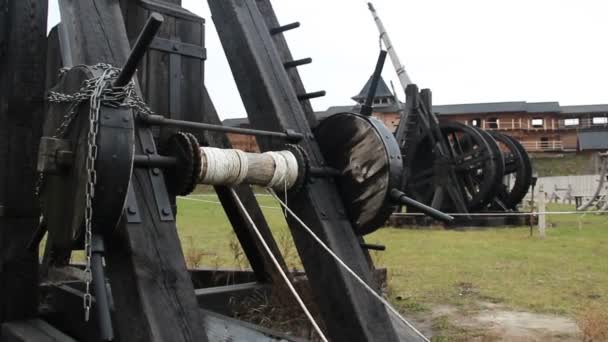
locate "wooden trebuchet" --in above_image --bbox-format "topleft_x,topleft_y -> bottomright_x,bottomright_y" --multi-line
0,0 -> 448,341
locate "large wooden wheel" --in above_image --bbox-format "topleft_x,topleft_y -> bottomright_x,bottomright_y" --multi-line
406,121 -> 503,211
488,132 -> 533,210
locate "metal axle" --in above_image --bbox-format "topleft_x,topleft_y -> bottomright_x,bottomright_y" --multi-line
91,234 -> 114,342
134,154 -> 177,168
138,114 -> 304,142
390,189 -> 454,222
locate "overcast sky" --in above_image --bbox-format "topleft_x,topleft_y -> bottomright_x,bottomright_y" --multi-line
48,0 -> 608,119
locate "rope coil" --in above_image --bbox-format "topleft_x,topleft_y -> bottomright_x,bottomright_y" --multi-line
199,147 -> 299,190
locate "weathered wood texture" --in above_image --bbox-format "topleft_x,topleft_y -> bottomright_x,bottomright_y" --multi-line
0,0 -> 47,323
208,1 -> 423,341
56,1 -> 207,341
255,0 -> 318,127
121,0 -> 205,144
1,319 -> 78,342
43,284 -> 301,342
120,0 -> 286,283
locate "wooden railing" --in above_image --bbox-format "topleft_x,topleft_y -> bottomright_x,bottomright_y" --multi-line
519,140 -> 563,152
477,118 -> 559,131
557,117 -> 608,129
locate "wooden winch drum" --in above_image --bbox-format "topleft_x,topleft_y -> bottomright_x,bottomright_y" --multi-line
38,66 -> 135,248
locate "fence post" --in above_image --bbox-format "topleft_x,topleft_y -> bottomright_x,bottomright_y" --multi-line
538,184 -> 546,239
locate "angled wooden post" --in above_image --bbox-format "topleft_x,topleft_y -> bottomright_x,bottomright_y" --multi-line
0,0 -> 48,323
208,1 -> 425,340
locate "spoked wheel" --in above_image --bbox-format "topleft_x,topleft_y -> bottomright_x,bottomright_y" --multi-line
488,132 -> 533,209
406,121 -> 503,212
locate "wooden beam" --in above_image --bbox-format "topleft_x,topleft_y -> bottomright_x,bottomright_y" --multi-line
195,282 -> 270,316
1,319 -> 78,342
43,284 -> 302,342
0,0 -> 48,323
208,1 -> 424,341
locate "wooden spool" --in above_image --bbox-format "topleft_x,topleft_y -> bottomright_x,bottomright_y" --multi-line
198,148 -> 299,190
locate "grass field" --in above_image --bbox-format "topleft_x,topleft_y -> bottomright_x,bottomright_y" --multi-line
176,193 -> 608,339
531,153 -> 595,177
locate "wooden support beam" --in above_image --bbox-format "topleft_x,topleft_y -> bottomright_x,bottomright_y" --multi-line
208,1 -> 424,341
195,282 -> 270,316
43,284 -> 301,342
0,0 -> 48,323
1,319 -> 77,342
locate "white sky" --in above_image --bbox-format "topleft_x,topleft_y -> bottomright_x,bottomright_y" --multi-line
47,0 -> 608,119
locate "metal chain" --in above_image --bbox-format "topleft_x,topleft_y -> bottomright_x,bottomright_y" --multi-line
42,63 -> 154,321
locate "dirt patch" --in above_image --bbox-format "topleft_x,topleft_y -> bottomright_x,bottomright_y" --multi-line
426,302 -> 581,341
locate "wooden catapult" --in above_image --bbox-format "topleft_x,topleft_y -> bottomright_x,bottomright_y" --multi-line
0,1 -> 452,341
369,3 -> 534,226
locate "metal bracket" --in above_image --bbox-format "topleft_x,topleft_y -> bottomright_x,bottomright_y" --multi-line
150,37 -> 206,60
138,129 -> 174,222
169,41 -> 182,117
148,167 -> 174,222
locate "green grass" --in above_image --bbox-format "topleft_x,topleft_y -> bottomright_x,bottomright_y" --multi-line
176,193 -> 298,269
176,194 -> 608,318
531,153 -> 594,176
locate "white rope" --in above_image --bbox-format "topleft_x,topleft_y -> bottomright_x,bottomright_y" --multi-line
228,188 -> 329,342
266,151 -> 299,189
200,147 -> 247,185
199,148 -> 298,191
268,190 -> 430,342
266,151 -> 288,189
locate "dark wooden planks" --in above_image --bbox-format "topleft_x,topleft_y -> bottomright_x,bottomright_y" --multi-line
195,282 -> 269,316
43,284 -> 301,342
56,1 -> 207,341
0,0 -> 48,323
208,1 -> 416,341
1,319 -> 78,342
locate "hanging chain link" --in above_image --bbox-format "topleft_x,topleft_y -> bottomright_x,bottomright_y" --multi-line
42,63 -> 154,321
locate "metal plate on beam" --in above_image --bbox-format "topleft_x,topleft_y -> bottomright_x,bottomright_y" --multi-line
150,37 -> 206,60
138,129 -> 174,222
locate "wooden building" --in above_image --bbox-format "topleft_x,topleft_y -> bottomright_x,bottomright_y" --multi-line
224,77 -> 608,154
